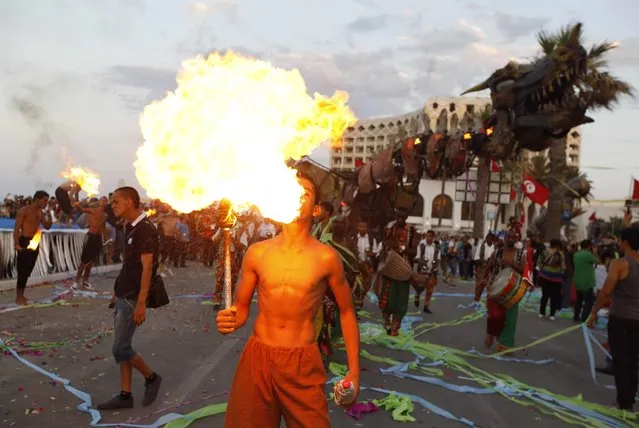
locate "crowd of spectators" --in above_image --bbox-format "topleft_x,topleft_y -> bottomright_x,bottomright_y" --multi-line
1,194 -> 76,226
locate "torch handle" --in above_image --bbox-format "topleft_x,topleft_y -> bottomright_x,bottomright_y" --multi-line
223,227 -> 233,309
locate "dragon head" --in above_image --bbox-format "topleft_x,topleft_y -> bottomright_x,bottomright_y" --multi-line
462,23 -> 594,158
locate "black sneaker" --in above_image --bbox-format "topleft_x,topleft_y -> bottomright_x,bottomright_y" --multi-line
97,394 -> 134,410
423,306 -> 432,314
143,374 -> 162,406
414,297 -> 420,308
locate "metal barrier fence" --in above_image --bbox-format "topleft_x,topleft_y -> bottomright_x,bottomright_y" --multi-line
0,229 -> 106,281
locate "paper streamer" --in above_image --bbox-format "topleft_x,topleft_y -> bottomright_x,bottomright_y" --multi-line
582,324 -> 616,391
357,322 -> 637,427
0,336 -> 226,427
163,403 -> 227,428
365,387 -> 475,426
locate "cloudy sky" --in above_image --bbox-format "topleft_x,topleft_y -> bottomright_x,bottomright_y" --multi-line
1,0 -> 638,200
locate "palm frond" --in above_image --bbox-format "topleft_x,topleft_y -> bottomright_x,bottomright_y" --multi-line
525,154 -> 550,186
588,41 -> 617,59
583,70 -> 635,109
565,166 -> 582,181
536,29 -> 557,54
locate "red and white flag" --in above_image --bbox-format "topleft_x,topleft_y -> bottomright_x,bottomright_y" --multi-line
522,175 -> 549,205
632,178 -> 639,200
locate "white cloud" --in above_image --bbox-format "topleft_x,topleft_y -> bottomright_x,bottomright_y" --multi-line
187,0 -> 238,23
471,43 -> 500,56
456,19 -> 486,40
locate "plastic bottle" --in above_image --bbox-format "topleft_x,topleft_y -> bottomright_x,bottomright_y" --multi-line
333,379 -> 355,406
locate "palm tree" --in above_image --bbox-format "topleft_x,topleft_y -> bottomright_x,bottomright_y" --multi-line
472,106 -> 492,239
537,23 -> 634,240
565,166 -> 582,182
525,153 -> 550,187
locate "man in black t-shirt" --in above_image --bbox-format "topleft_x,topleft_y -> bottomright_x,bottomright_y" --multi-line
97,187 -> 162,410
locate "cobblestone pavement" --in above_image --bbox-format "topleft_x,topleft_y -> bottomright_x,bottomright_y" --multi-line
0,264 -> 621,427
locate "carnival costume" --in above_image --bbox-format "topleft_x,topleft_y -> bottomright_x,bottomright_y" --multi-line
377,221 -> 416,336
313,216 -> 360,357
414,241 -> 440,311
353,233 -> 377,311
485,248 -> 532,350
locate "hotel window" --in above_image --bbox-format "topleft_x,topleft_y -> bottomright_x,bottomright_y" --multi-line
431,194 -> 453,219
461,201 -> 475,221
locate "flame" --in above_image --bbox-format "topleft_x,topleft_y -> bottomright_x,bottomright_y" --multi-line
145,208 -> 157,217
463,132 -> 472,140
27,229 -> 42,250
135,51 -> 356,223
486,127 -> 494,136
62,166 -> 100,196
414,137 -> 421,145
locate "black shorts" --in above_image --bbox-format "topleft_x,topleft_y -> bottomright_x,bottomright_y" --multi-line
81,233 -> 102,264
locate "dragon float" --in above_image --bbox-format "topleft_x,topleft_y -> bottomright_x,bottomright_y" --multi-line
296,22 -> 630,238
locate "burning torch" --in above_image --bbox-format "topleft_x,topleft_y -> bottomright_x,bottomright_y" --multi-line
216,199 -> 237,309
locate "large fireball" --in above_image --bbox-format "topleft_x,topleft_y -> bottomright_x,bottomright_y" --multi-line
135,51 -> 356,223
61,166 -> 100,197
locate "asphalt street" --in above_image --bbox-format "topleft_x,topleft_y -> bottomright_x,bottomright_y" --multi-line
0,264 -> 626,427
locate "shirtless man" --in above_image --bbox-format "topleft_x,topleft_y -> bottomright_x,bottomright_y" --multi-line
216,173 -> 360,427
73,199 -> 107,290
55,180 -> 81,215
13,191 -> 53,305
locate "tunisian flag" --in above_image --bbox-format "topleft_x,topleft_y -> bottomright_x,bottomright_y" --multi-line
632,178 -> 639,200
522,175 -> 549,205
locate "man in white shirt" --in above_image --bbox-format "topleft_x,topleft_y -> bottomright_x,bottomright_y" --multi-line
413,230 -> 440,313
353,220 -> 378,310
355,220 -> 378,261
473,232 -> 496,305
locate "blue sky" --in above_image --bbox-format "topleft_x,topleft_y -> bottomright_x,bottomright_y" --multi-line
1,0 -> 637,200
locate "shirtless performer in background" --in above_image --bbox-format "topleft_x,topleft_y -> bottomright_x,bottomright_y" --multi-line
13,191 -> 52,305
73,199 -> 107,290
216,172 -> 360,428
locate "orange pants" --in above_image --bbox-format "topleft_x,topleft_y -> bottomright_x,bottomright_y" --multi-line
224,336 -> 329,428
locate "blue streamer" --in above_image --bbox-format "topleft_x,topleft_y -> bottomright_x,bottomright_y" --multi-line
377,354 -> 629,427
529,391 -> 626,428
0,337 -> 210,427
387,371 -> 496,395
379,361 -> 413,374
582,324 -> 616,391
400,315 -> 423,331
464,349 -> 554,365
432,292 -> 474,298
